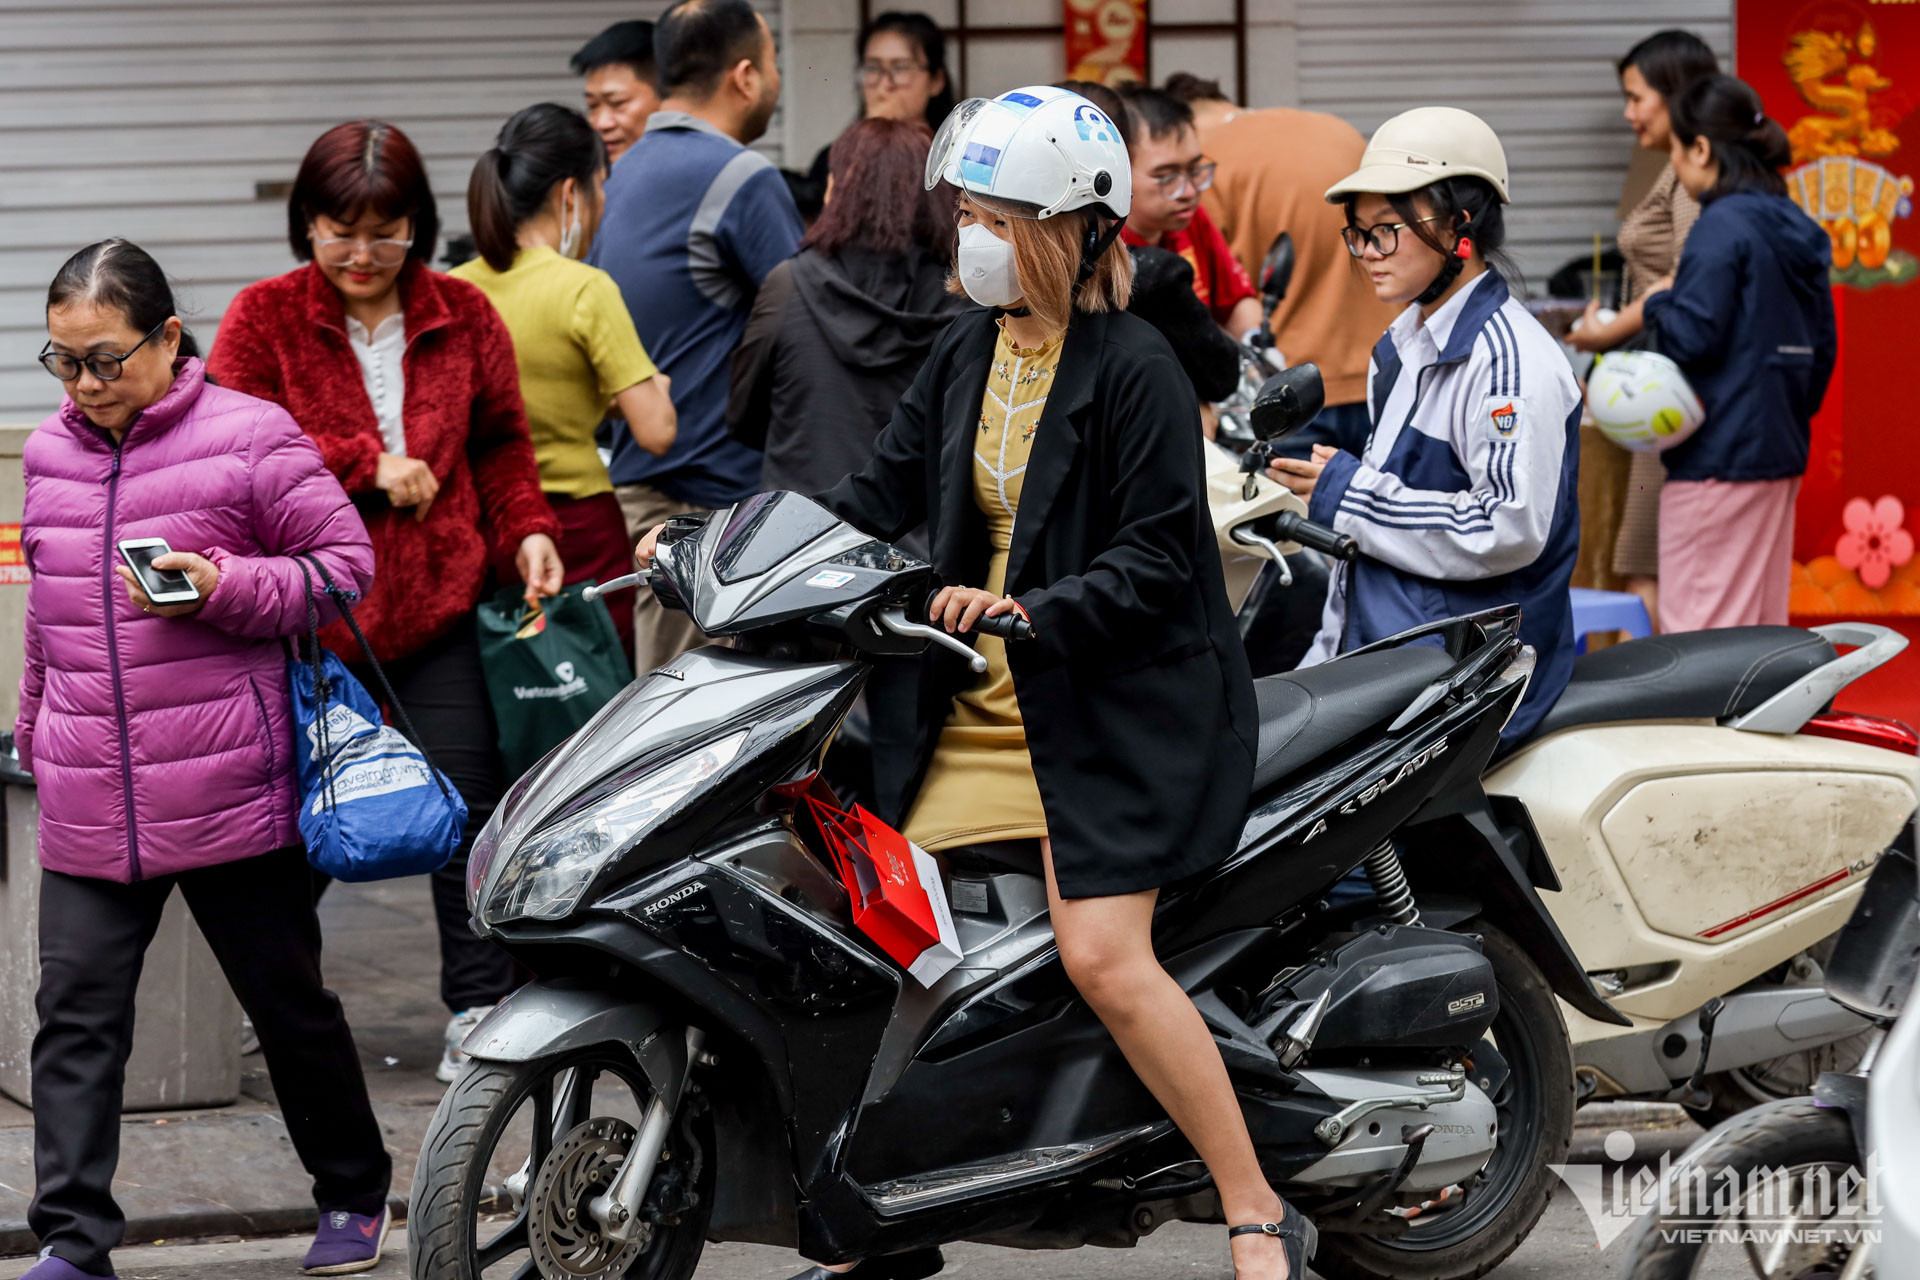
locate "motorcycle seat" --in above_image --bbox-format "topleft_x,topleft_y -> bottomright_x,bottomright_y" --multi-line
1252,645 -> 1457,793
1528,626 -> 1837,741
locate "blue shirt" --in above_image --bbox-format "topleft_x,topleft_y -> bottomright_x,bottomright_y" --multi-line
591,112 -> 804,506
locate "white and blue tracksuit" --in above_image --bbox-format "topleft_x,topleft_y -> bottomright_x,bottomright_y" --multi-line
1303,271 -> 1581,741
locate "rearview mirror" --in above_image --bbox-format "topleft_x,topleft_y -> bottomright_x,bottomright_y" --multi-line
1259,232 -> 1295,307
1250,363 -> 1324,441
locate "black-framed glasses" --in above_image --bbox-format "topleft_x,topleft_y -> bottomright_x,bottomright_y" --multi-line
859,59 -> 928,85
1151,159 -> 1217,198
39,318 -> 168,382
1342,215 -> 1442,258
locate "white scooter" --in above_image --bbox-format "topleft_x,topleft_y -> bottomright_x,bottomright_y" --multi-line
1218,366 -> 1920,1122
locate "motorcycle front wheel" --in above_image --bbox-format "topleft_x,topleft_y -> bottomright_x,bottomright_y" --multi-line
1310,924 -> 1575,1280
409,1047 -> 712,1280
1624,1098 -> 1869,1280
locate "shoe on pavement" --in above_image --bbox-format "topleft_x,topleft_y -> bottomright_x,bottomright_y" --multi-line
436,1005 -> 493,1083
302,1208 -> 389,1275
786,1247 -> 943,1280
21,1250 -> 115,1279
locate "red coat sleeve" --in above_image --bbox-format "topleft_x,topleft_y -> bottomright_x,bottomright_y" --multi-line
210,285 -> 383,493
464,297 -> 559,558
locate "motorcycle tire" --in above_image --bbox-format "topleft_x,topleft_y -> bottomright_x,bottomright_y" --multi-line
1311,924 -> 1575,1280
1623,1098 -> 1862,1280
410,1047 -> 712,1280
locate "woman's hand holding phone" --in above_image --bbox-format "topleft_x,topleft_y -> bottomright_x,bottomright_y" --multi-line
116,551 -> 217,618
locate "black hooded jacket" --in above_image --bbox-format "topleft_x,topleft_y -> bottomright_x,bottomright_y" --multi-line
729,246 -> 970,499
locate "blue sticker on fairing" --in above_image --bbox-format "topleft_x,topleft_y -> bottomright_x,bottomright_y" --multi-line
959,140 -> 1002,187
1073,105 -> 1116,143
1001,91 -> 1045,111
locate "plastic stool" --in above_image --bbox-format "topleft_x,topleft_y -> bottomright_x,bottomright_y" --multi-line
1570,587 -> 1653,654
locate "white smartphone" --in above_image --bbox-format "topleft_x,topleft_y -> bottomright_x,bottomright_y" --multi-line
117,537 -> 201,606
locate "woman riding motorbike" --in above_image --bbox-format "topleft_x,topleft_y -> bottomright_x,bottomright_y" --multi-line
1267,107 -> 1582,742
640,84 -> 1309,1280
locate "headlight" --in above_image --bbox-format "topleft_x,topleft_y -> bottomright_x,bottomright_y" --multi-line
483,730 -> 748,924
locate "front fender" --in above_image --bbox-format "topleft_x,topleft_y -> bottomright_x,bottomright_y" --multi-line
464,982 -> 678,1080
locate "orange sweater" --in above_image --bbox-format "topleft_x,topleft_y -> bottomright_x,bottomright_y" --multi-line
1199,107 -> 1396,408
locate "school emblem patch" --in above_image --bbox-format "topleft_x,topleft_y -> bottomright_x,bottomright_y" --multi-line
1487,398 -> 1522,438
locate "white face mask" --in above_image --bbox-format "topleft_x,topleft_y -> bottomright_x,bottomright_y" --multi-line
956,221 -> 1021,309
558,187 -> 583,260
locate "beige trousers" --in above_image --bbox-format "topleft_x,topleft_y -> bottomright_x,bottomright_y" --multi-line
615,482 -> 710,676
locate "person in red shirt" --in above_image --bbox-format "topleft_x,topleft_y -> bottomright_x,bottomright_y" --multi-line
1117,86 -> 1261,338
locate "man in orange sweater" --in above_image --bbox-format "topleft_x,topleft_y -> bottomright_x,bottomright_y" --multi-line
1168,74 -> 1396,452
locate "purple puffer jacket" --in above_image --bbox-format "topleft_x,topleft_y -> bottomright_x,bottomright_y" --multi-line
16,358 -> 374,883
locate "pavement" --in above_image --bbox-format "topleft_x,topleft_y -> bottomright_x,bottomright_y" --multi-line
0,876 -> 1706,1276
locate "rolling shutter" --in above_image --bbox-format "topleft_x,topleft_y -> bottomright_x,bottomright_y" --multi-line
0,0 -> 784,425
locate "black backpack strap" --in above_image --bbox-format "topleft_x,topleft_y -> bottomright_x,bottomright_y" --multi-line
295,554 -> 453,802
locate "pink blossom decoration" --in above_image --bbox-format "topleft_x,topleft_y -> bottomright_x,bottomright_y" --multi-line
1835,496 -> 1915,589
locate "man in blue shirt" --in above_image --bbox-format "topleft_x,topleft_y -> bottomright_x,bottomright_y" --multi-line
593,0 -> 803,672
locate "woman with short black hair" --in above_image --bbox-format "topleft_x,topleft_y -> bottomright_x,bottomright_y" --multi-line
1641,74 -> 1836,630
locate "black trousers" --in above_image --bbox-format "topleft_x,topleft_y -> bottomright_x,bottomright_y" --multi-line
31,847 -> 391,1275
349,614 -> 517,1012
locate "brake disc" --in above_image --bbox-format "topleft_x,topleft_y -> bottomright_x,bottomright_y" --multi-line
527,1117 -> 649,1279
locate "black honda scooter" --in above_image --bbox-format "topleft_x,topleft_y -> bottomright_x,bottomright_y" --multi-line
407,377 -> 1625,1280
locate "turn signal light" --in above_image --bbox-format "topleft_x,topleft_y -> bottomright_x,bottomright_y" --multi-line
1800,711 -> 1920,755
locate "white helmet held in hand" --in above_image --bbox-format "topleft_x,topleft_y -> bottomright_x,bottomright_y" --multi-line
1587,350 -> 1705,452
1326,106 -> 1511,204
927,86 -> 1131,220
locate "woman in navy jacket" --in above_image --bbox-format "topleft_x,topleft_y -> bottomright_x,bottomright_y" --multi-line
1643,74 -> 1836,630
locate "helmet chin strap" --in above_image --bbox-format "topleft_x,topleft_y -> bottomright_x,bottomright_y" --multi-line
1415,216 -> 1475,307
1075,216 -> 1127,291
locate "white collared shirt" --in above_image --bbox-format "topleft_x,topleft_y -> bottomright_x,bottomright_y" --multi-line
346,313 -> 407,456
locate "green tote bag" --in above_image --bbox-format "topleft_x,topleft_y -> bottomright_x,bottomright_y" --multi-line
475,583 -> 632,780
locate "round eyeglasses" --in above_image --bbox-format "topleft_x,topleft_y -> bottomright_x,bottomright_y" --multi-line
39,318 -> 168,382
1342,215 -> 1443,258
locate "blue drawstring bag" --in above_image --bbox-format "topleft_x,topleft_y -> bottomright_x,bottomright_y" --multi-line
288,556 -> 467,882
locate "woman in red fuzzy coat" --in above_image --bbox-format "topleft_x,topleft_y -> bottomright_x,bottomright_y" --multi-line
210,120 -> 562,1081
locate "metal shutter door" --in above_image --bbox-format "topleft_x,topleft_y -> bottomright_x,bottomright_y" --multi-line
0,0 -> 783,425
1297,0 -> 1732,285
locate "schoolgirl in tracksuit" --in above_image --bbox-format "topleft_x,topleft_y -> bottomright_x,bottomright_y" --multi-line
1269,107 -> 1583,741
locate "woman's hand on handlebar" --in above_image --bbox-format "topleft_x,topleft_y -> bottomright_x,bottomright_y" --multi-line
633,523 -> 667,569
1268,443 -> 1337,497
930,585 -> 1018,634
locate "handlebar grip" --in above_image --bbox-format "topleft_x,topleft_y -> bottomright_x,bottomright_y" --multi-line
972,611 -> 1036,642
1273,511 -> 1359,561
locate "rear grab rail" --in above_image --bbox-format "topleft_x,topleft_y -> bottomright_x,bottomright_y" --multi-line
1726,622 -> 1909,735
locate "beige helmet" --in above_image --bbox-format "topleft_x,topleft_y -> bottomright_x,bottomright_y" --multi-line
1325,107 -> 1511,204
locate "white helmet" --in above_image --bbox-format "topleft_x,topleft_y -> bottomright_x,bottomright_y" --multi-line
926,86 -> 1131,220
1586,350 -> 1705,452
1326,106 -> 1511,204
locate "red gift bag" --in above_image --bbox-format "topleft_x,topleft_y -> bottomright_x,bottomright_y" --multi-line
804,795 -> 963,986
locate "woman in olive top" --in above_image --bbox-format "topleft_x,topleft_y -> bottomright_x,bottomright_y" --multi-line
455,103 -> 676,661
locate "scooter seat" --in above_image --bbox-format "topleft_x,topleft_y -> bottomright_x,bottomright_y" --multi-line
1528,626 -> 1836,741
1252,645 -> 1457,793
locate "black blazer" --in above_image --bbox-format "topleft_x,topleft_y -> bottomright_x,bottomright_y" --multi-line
819,307 -> 1258,898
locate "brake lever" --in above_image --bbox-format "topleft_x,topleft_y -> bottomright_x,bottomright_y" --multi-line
1229,525 -> 1293,588
581,569 -> 651,603
878,609 -> 989,674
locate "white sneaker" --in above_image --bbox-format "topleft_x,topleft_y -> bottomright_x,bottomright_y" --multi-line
436,1005 -> 493,1083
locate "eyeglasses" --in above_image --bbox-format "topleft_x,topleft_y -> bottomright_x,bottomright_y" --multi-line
859,60 -> 928,85
39,318 -> 168,382
312,230 -> 414,269
1150,160 -> 1216,199
1342,216 -> 1443,258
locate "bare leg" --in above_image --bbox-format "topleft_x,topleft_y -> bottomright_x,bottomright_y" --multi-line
1624,574 -> 1659,635
1042,839 -> 1294,1279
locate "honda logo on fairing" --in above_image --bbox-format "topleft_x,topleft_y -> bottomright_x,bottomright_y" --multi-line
643,881 -> 706,915
1300,735 -> 1451,843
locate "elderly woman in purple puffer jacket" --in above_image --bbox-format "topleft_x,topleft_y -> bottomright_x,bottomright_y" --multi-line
15,240 -> 392,1280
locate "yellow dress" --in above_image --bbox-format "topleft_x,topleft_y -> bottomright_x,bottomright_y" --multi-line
902,324 -> 1062,852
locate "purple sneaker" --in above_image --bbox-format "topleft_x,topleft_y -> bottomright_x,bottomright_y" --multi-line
302,1207 -> 389,1275
20,1252 -> 114,1279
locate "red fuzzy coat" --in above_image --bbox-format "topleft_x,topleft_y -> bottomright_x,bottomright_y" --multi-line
209,261 -> 558,661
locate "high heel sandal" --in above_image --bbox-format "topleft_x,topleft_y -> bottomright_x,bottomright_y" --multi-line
1228,1209 -> 1318,1279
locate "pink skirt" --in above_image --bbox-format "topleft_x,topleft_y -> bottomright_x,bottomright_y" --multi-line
1657,476 -> 1800,632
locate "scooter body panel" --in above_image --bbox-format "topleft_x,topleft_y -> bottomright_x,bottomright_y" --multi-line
1487,722 -> 1913,1026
